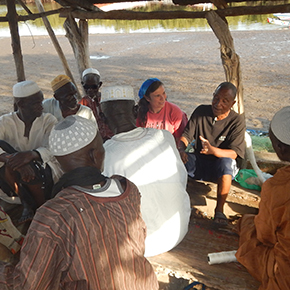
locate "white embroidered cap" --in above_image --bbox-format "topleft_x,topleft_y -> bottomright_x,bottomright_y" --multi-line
100,85 -> 135,103
49,115 -> 98,156
13,80 -> 41,98
270,106 -> 290,145
82,68 -> 100,78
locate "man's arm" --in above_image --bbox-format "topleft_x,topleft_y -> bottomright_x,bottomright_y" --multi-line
33,114 -> 58,165
178,137 -> 190,164
199,136 -> 238,159
177,110 -> 197,164
3,151 -> 41,171
0,232 -> 63,290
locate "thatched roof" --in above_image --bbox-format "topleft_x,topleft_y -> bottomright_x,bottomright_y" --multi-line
52,0 -> 290,18
52,0 -> 290,23
1,0 -> 290,23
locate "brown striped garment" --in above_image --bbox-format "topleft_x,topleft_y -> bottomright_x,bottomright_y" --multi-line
0,177 -> 159,290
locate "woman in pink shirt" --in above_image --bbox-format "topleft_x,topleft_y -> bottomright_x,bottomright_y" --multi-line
136,78 -> 187,143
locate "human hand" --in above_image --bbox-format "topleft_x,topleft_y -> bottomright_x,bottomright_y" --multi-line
17,164 -> 36,183
6,151 -> 37,171
179,150 -> 189,164
199,136 -> 212,155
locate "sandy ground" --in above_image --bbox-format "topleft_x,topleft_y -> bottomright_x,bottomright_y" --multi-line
0,29 -> 289,289
0,29 -> 290,131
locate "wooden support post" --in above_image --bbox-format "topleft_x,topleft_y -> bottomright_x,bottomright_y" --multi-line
6,0 -> 25,82
34,0 -> 80,97
16,0 -> 33,15
63,14 -> 91,86
206,10 -> 244,115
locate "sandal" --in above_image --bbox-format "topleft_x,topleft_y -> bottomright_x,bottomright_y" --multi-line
213,211 -> 228,226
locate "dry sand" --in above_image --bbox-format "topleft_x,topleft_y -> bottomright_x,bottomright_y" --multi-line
0,29 -> 290,131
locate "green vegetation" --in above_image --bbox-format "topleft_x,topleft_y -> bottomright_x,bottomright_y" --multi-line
251,136 -> 274,153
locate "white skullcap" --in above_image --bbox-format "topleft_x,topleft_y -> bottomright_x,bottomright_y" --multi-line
49,115 -> 98,156
270,106 -> 290,145
101,85 -> 135,103
82,68 -> 100,78
13,80 -> 41,98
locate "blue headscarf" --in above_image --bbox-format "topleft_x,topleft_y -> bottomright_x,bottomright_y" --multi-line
138,78 -> 161,99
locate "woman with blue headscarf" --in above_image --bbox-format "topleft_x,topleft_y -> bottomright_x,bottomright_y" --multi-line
136,78 -> 188,143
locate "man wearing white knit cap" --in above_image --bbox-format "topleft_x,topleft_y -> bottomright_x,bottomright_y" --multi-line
101,85 -> 191,257
0,80 -> 62,224
236,106 -> 290,290
0,115 -> 158,290
80,68 -> 113,142
43,74 -> 96,124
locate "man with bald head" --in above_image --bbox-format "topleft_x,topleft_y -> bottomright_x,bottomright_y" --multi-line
0,80 -> 62,223
43,74 -> 96,123
178,82 -> 245,225
0,115 -> 158,290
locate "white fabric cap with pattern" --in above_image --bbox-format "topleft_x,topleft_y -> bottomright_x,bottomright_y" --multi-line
270,106 -> 290,145
49,115 -> 98,156
13,80 -> 41,98
82,68 -> 100,78
100,85 -> 135,103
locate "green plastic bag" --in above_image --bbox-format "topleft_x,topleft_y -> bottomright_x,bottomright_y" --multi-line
234,169 -> 261,191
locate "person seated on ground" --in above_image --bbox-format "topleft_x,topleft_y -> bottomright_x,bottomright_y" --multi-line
178,82 -> 245,225
136,78 -> 188,144
80,68 -> 113,142
101,85 -> 191,257
236,106 -> 290,290
0,80 -> 62,224
43,74 -> 96,123
0,115 -> 159,290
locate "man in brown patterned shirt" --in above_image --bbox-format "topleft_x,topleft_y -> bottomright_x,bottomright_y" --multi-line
0,115 -> 158,290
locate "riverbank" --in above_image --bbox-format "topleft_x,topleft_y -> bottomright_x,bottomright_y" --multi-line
0,29 -> 290,131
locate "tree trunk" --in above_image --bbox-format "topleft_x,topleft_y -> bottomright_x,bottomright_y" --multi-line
63,15 -> 90,90
6,0 -> 25,82
206,10 -> 244,115
34,0 -> 80,97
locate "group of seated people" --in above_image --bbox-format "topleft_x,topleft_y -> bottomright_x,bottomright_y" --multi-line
0,69 -> 288,290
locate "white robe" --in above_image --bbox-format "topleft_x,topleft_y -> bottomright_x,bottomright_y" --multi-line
103,127 -> 191,257
0,112 -> 62,181
42,98 -> 96,123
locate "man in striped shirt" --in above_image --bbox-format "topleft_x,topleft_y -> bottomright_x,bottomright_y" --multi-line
0,115 -> 158,290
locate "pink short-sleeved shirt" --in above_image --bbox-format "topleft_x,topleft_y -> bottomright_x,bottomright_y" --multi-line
137,101 -> 187,142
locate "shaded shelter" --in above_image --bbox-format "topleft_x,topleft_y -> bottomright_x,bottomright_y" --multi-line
1,0 -> 290,289
2,0 -> 290,108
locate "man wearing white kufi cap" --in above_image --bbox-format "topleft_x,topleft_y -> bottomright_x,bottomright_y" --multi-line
43,74 -> 96,124
0,115 -> 158,289
236,106 -> 290,290
79,68 -> 113,142
0,80 -> 62,224
101,85 -> 191,257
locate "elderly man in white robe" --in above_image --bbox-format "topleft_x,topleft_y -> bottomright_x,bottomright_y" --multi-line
43,74 -> 96,123
0,80 -> 62,223
101,85 -> 191,257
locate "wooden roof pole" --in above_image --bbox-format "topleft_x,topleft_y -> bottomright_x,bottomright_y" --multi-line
206,10 -> 244,115
34,0 -> 80,96
6,0 -> 25,82
63,15 -> 91,88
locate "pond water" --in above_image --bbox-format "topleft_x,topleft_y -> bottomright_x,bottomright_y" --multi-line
0,2 -> 282,37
